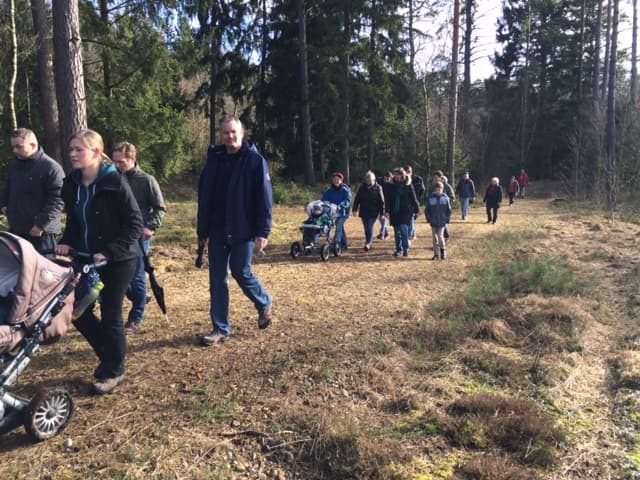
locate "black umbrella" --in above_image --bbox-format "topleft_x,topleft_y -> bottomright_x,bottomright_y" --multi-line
195,239 -> 206,268
141,241 -> 167,318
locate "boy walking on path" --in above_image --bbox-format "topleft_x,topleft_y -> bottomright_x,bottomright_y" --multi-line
426,182 -> 452,260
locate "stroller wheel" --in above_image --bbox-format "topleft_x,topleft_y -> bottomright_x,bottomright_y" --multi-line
24,388 -> 73,442
320,243 -> 331,261
290,242 -> 302,259
332,243 -> 342,257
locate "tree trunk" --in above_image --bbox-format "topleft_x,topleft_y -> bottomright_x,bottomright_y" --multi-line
297,0 -> 314,185
99,0 -> 112,98
52,0 -> 87,172
461,0 -> 473,139
446,0 -> 460,181
593,0 -> 602,101
9,0 -> 18,130
407,0 -> 417,165
632,0 -> 638,108
606,0 -> 619,215
520,2 -> 531,169
31,0 -> 61,162
602,0 -> 612,101
341,3 -> 351,183
209,33 -> 218,144
257,0 -> 267,153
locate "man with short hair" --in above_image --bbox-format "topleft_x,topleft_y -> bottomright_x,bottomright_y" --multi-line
113,142 -> 166,334
0,128 -> 64,258
455,171 -> 476,220
196,116 -> 273,346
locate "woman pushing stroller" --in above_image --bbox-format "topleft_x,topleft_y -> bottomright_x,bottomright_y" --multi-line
56,129 -> 142,395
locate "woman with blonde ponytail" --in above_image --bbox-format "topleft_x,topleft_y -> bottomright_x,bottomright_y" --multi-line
56,129 -> 143,394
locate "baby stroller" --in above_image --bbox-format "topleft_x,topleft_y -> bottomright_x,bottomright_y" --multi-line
0,232 -> 86,441
290,200 -> 342,261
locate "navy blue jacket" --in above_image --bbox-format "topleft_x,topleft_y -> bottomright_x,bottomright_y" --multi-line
425,193 -> 452,227
197,141 -> 273,243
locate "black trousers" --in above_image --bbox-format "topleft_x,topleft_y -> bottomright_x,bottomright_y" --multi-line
73,258 -> 137,378
486,206 -> 499,223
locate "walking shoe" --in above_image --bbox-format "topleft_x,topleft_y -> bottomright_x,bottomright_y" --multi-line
125,321 -> 142,335
258,304 -> 272,330
393,251 -> 402,257
198,330 -> 229,346
364,244 -> 371,252
376,233 -> 383,240
431,255 -> 439,261
93,374 -> 125,395
383,232 -> 390,240
402,251 -> 409,257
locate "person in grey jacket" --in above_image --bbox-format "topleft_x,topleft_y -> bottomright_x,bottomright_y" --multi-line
113,142 -> 167,334
0,128 -> 64,258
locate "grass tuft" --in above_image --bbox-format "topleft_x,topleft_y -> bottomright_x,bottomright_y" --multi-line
443,393 -> 564,468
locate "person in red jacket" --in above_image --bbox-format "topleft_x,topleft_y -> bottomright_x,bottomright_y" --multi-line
518,169 -> 529,198
507,176 -> 520,206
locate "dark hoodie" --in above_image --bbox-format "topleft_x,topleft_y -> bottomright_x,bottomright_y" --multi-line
60,164 -> 142,262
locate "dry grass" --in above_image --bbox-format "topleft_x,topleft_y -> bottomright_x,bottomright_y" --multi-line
0,182 -> 639,479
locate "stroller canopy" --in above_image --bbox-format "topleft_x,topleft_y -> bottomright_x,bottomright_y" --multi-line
0,232 -> 74,329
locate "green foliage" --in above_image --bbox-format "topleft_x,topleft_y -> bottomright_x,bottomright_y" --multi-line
81,10 -> 193,179
271,180 -> 324,206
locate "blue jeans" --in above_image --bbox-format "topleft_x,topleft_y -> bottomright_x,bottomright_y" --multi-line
208,230 -> 271,336
362,217 -> 377,245
333,216 -> 349,249
461,198 -> 471,219
394,224 -> 410,254
409,214 -> 416,240
126,239 -> 151,325
378,216 -> 389,237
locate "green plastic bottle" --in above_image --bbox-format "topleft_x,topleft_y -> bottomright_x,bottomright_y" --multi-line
72,281 -> 104,320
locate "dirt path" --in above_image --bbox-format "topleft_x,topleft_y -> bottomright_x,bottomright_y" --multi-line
0,185 -> 638,479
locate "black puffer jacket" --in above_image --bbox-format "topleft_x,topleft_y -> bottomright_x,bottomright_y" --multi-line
60,164 -> 142,262
352,182 -> 385,220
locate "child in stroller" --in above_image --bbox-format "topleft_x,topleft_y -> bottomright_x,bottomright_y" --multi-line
290,200 -> 342,261
0,231 -> 95,441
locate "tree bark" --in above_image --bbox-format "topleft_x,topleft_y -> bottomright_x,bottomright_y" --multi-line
341,3 -> 351,183
446,0 -> 460,181
257,0 -> 267,154
593,0 -> 602,101
31,0 -> 61,162
297,0 -> 314,185
602,0 -> 612,101
99,0 -> 112,98
52,0 -> 87,171
606,0 -> 619,214
632,0 -> 638,108
9,0 -> 18,130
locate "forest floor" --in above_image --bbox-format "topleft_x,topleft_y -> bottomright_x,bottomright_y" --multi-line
0,181 -> 639,479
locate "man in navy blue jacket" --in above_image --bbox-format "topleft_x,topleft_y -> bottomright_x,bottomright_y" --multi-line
196,116 -> 273,346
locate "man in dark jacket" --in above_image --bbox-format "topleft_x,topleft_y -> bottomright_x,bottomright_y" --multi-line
196,116 -> 273,346
0,128 -> 64,258
455,171 -> 476,220
113,142 -> 167,334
